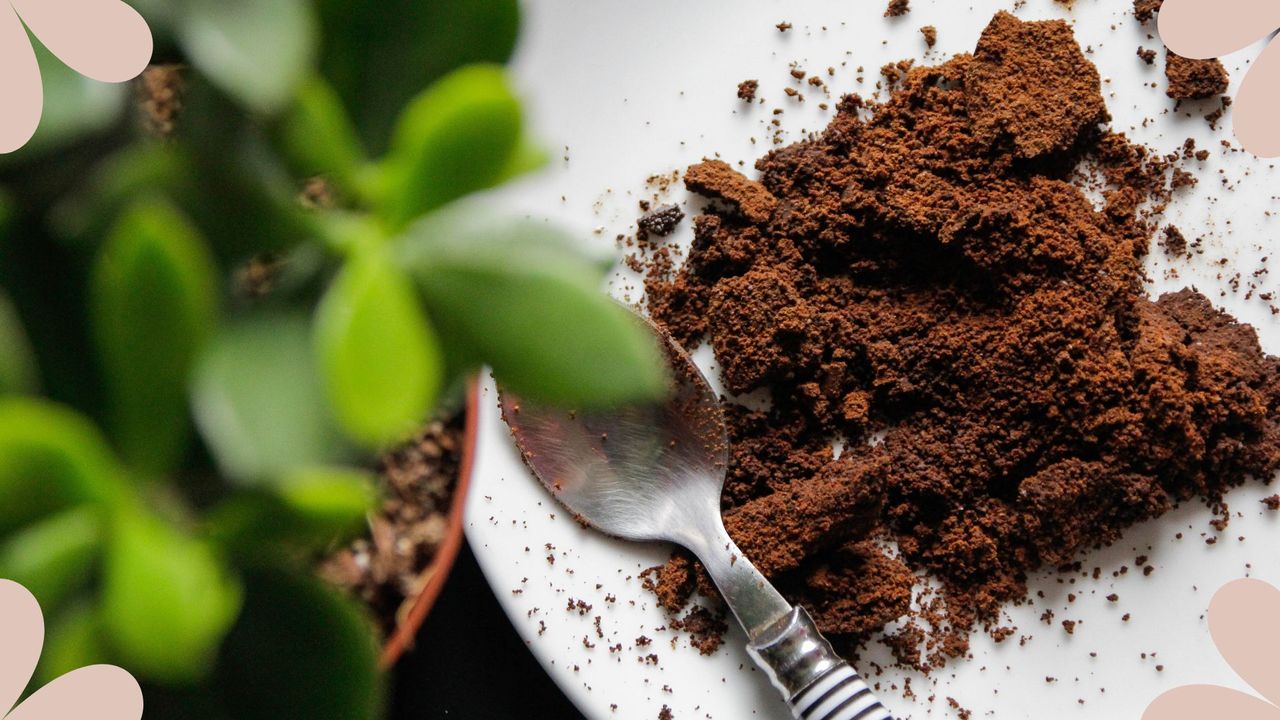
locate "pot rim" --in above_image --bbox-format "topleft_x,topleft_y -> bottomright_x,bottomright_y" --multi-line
378,377 -> 481,668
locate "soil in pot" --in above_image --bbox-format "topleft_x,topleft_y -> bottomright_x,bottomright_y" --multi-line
320,414 -> 465,639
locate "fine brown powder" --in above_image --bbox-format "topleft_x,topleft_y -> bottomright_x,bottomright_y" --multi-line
642,12 -> 1280,670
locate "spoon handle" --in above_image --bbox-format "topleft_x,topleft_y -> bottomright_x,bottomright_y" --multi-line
748,607 -> 893,720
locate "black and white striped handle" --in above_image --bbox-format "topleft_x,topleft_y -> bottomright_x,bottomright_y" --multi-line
747,607 -> 893,720
789,662 -> 891,720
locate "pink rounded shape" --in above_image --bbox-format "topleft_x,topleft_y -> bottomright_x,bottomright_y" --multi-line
1159,0 -> 1280,59
0,580 -> 44,717
0,4 -> 43,154
9,0 -> 152,83
1143,684 -> 1280,720
1233,39 -> 1280,158
7,665 -> 143,720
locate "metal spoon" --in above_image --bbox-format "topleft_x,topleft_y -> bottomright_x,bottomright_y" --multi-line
501,317 -> 893,720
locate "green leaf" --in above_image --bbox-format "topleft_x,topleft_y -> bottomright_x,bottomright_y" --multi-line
215,566 -> 383,720
37,602 -> 109,687
191,315 -> 348,483
178,0 -> 318,113
317,0 -> 520,152
277,77 -> 365,188
498,135 -> 550,184
398,208 -> 666,407
315,252 -> 443,447
207,467 -> 374,555
92,199 -> 218,475
54,144 -> 313,266
0,398 -> 124,534
278,466 -> 376,533
0,507 -> 100,615
378,65 -> 522,229
0,290 -> 39,394
102,507 -> 242,685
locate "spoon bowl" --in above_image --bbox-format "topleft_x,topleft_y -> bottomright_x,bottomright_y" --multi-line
501,324 -> 727,545
501,314 -> 894,720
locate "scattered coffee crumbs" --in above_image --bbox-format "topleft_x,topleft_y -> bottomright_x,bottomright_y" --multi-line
321,417 -> 463,635
1263,495 -> 1280,510
947,697 -> 972,720
737,79 -> 759,102
1133,0 -> 1164,23
642,11 -> 1280,676
884,0 -> 910,17
921,25 -> 937,48
658,705 -> 674,720
1166,51 -> 1230,100
776,21 -> 792,32
1137,47 -> 1157,65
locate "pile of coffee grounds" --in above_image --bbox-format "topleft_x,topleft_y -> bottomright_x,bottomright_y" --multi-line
321,417 -> 463,635
642,11 -> 1280,670
1165,51 -> 1229,100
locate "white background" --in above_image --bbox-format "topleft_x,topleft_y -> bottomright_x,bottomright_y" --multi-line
467,1 -> 1280,717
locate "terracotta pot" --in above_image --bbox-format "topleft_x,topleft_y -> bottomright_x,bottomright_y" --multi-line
378,378 -> 481,668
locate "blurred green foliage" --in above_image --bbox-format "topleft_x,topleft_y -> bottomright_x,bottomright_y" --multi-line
0,1 -> 665,718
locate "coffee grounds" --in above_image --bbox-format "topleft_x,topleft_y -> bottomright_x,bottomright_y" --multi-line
885,0 -> 910,18
921,26 -> 937,49
1166,51 -> 1229,100
737,79 -> 759,102
1133,0 -> 1164,23
1160,225 -> 1188,256
643,11 -> 1280,671
682,158 -> 778,223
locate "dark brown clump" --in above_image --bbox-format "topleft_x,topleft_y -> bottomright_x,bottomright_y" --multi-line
638,204 -> 686,239
1134,0 -> 1164,22
885,0 -> 910,17
1166,51 -> 1229,100
1161,225 -> 1188,255
1263,495 -> 1280,510
921,26 -> 937,48
670,606 -> 728,655
737,79 -> 759,102
1138,47 -> 1157,65
645,12 -> 1280,670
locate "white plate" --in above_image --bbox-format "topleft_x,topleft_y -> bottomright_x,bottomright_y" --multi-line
466,1 -> 1280,717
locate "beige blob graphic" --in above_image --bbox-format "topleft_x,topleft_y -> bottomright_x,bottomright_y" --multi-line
0,579 -> 143,720
0,0 -> 151,153
1143,578 -> 1280,720
1160,0 -> 1280,157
